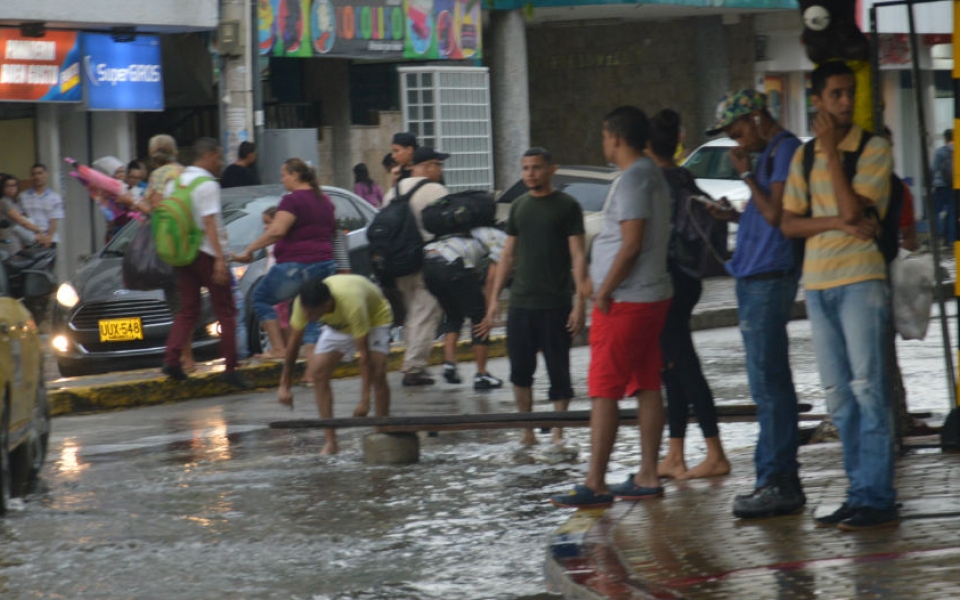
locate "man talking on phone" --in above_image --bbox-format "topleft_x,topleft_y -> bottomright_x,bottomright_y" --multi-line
781,62 -> 897,531
704,89 -> 804,520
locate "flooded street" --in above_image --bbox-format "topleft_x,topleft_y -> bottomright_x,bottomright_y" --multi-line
1,317 -> 954,599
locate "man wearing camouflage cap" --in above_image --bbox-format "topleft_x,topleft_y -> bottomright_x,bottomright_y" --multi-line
704,89 -> 806,519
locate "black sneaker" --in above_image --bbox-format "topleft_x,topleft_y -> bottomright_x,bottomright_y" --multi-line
814,502 -> 857,528
221,371 -> 254,390
837,506 -> 900,531
402,371 -> 435,386
732,474 -> 805,519
473,372 -> 503,390
443,362 -> 461,384
162,364 -> 187,382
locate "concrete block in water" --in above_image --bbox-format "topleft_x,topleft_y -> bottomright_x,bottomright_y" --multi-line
363,432 -> 420,464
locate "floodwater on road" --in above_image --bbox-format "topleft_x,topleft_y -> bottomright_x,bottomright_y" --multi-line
1,316 -> 954,599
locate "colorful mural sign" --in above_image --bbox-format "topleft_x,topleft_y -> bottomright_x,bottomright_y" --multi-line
259,0 -> 405,58
0,30 -> 82,102
403,0 -> 482,59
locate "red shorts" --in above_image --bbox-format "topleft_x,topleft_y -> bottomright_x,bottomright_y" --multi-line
588,299 -> 672,400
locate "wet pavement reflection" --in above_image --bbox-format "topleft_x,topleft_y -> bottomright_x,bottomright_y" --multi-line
1,316 -> 954,599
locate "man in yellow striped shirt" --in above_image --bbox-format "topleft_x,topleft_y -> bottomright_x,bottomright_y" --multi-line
781,62 -> 897,531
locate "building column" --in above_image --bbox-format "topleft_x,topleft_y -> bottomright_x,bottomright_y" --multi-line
220,0 -> 255,163
307,58 -> 353,189
490,10 -> 530,194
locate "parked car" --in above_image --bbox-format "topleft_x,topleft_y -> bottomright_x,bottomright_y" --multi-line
683,137 -> 751,211
0,287 -> 50,514
51,184 -> 377,377
497,165 -> 619,253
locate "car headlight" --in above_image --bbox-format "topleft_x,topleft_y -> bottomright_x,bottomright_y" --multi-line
52,334 -> 70,353
56,283 -> 80,308
231,265 -> 247,281
206,321 -> 221,338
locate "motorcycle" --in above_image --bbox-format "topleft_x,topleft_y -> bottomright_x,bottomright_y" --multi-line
0,220 -> 57,323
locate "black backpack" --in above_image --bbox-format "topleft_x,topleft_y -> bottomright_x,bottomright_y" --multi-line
662,167 -> 729,279
801,132 -> 904,263
421,190 -> 496,236
367,179 -> 431,281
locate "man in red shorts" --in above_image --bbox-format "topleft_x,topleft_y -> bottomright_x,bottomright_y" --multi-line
551,106 -> 674,508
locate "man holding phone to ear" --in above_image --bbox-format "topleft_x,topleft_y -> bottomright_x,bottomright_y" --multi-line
704,89 -> 805,520
780,62 -> 897,531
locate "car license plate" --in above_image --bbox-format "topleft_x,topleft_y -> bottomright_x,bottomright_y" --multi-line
99,317 -> 144,342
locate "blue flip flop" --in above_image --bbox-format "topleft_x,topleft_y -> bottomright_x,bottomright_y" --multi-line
550,484 -> 614,509
609,474 -> 664,500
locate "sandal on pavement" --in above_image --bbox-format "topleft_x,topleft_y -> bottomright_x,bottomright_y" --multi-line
550,484 -> 614,509
609,474 -> 664,500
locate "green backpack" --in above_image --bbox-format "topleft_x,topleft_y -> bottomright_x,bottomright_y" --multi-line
151,176 -> 211,267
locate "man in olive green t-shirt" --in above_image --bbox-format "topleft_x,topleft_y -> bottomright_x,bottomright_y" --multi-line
479,147 -> 589,445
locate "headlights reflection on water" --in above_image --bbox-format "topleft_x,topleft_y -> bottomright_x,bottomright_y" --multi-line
58,438 -> 88,474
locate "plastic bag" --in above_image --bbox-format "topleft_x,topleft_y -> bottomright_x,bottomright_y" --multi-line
122,218 -> 175,291
890,250 -> 935,340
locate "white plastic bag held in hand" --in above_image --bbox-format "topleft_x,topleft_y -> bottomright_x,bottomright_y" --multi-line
890,250 -> 935,340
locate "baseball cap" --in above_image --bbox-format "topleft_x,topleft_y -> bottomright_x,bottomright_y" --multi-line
706,89 -> 767,136
412,146 -> 450,165
392,132 -> 418,148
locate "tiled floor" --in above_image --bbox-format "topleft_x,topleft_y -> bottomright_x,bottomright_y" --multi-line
550,441 -> 960,599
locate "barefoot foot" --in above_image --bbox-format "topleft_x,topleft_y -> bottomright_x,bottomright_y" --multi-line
682,456 -> 731,479
353,402 -> 369,418
657,457 -> 689,479
520,431 -> 539,446
321,441 -> 339,455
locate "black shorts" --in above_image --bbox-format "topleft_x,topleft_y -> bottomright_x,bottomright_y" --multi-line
423,257 -> 488,345
506,306 -> 573,400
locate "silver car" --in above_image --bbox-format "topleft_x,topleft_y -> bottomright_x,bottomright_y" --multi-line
51,184 -> 377,376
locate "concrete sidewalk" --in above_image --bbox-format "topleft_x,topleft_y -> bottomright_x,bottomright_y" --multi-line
546,438 -> 960,599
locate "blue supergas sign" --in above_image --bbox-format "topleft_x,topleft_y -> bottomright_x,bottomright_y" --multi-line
83,33 -> 164,111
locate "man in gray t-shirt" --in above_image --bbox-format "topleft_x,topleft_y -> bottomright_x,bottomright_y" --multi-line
589,157 -> 672,302
551,106 -> 674,509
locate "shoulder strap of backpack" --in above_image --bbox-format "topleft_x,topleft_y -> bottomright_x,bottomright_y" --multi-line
802,141 -> 816,218
395,179 -> 431,204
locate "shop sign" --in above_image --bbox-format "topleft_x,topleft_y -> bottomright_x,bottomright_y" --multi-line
83,34 -> 164,111
404,0 -> 482,60
259,0 -> 405,58
0,30 -> 82,102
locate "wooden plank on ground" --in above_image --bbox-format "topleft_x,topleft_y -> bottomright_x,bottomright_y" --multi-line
270,402 -> 818,431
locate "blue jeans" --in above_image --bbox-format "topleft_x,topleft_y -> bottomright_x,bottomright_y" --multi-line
934,186 -> 956,246
736,272 -> 800,488
252,260 -> 336,345
806,279 -> 896,510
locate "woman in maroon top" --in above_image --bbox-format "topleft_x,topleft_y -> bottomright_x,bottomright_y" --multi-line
234,158 -> 337,358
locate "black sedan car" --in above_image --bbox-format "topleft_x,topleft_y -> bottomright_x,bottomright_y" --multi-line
52,184 -> 377,377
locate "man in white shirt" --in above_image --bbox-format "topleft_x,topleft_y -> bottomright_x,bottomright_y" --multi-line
161,138 -> 250,389
18,163 -> 62,249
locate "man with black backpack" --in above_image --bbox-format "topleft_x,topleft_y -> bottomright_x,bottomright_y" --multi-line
377,147 -> 448,386
781,62 -> 897,531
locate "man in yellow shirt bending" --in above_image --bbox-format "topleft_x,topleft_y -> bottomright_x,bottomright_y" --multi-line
278,274 -> 394,455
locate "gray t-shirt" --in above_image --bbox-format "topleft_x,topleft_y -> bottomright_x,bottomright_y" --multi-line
589,157 -> 673,303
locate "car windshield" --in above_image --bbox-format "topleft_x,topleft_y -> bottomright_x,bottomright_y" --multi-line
498,174 -> 613,213
684,146 -> 740,180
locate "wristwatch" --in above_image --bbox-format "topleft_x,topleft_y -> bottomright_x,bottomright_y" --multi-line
740,171 -> 754,181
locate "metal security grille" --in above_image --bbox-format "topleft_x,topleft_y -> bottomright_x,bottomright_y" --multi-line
399,66 -> 493,193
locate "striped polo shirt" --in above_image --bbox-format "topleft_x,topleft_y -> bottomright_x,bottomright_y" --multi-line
782,125 -> 892,290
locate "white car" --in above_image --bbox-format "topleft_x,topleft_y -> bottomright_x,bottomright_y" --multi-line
683,137 -> 751,212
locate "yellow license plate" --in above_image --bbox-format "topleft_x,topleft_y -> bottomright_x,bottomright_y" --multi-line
98,317 -> 144,342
